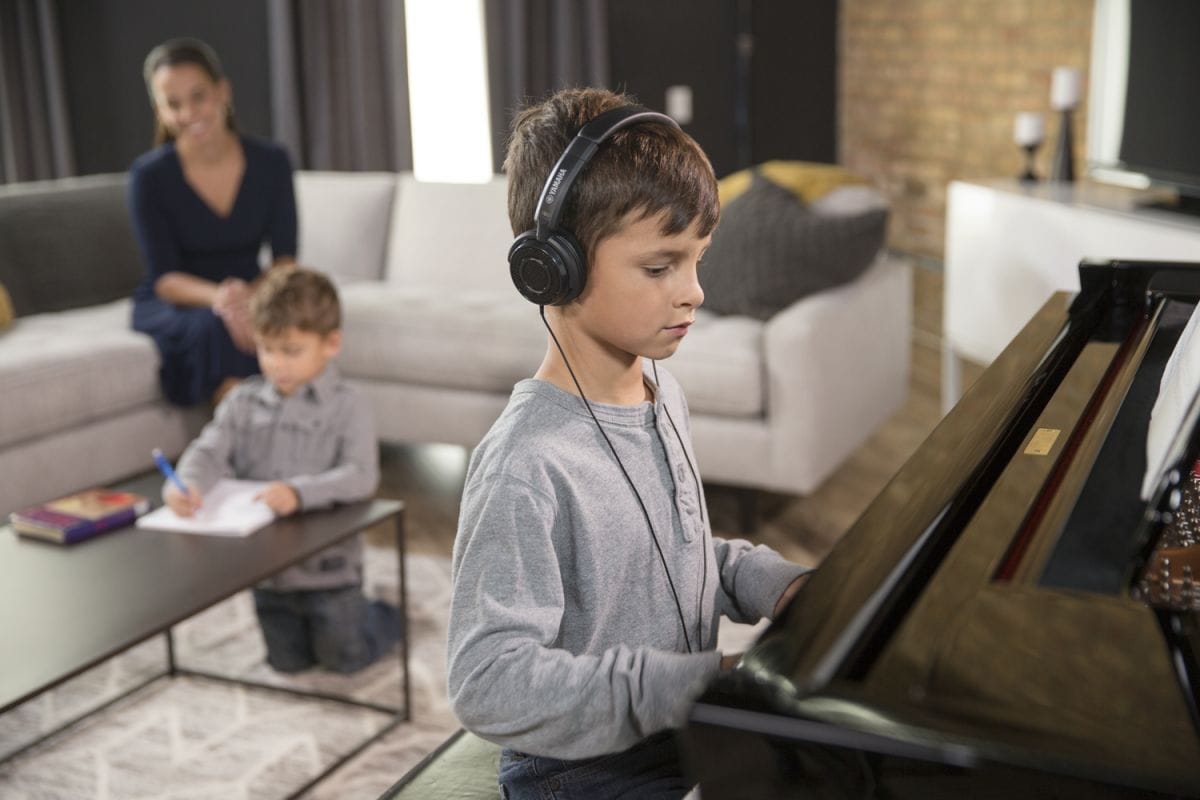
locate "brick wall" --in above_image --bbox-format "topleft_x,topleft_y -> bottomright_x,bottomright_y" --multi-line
840,0 -> 1093,260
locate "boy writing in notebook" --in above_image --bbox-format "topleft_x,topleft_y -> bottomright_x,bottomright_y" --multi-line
164,266 -> 398,674
447,88 -> 810,798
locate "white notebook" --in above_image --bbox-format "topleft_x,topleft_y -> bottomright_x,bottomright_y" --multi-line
137,479 -> 276,537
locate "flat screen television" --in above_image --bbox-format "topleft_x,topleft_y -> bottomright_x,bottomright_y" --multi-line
1088,0 -> 1200,207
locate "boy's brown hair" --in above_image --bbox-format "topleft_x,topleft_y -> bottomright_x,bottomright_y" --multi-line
504,87 -> 719,267
251,266 -> 340,337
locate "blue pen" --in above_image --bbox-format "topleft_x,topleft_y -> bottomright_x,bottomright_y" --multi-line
152,448 -> 190,495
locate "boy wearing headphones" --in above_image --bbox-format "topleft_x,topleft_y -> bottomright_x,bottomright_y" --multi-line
447,88 -> 810,799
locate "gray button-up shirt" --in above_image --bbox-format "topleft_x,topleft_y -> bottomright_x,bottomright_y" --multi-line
172,364 -> 379,590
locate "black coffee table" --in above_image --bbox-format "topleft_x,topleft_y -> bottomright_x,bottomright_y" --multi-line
0,471 -> 408,798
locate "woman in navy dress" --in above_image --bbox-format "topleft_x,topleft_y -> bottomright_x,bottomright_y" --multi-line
130,38 -> 297,406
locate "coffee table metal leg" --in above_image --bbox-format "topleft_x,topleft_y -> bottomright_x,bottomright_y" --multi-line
165,628 -> 177,676
396,507 -> 411,721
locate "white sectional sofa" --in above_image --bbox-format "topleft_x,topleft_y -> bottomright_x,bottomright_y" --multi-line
0,171 -> 911,518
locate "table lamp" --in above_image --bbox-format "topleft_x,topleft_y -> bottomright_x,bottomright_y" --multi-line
1014,112 -> 1045,182
1049,67 -> 1081,182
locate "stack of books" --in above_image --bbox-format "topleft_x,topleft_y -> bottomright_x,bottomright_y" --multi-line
9,489 -> 150,544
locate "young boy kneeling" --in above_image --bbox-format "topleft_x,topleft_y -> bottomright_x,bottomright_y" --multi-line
447,88 -> 811,798
165,266 -> 399,674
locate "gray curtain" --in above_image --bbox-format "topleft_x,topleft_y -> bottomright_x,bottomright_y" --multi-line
267,0 -> 412,171
0,0 -> 74,184
485,0 -> 609,172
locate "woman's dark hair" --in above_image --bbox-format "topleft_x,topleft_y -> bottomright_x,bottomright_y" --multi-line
142,38 -> 237,146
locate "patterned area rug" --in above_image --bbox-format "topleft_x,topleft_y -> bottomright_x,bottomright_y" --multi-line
0,549 -> 459,800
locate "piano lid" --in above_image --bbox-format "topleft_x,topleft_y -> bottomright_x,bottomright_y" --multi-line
692,260 -> 1200,795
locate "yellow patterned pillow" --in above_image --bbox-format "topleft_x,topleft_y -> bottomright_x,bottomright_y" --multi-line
718,160 -> 868,208
0,282 -> 13,331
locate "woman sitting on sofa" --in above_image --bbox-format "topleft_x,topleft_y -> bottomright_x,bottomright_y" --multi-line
129,37 -> 297,406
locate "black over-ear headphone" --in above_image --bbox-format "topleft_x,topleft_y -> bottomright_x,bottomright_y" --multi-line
508,105 -> 680,306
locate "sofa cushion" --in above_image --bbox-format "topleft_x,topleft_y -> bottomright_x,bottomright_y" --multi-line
337,284 -> 546,392
294,171 -> 397,284
667,309 -> 764,418
337,284 -> 765,418
702,165 -> 888,321
0,300 -> 163,449
384,175 -> 514,295
0,174 -> 142,318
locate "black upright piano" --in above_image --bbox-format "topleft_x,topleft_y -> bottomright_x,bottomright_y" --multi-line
684,260 -> 1200,798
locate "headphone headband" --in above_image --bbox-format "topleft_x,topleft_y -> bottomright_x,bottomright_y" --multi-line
532,106 -> 680,240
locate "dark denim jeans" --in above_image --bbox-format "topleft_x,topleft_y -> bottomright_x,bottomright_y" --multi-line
252,585 -> 401,674
498,731 -> 690,800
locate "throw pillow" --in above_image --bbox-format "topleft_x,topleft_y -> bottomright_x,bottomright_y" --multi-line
0,176 -> 142,317
702,166 -> 888,320
718,160 -> 868,208
0,281 -> 13,331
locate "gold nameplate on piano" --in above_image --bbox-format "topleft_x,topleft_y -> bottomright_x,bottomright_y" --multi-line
1024,427 -> 1061,456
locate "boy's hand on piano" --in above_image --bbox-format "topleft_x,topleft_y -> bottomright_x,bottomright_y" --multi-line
773,573 -> 810,618
164,484 -> 202,517
256,482 -> 300,516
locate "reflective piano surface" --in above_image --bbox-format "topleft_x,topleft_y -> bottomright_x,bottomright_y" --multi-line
684,261 -> 1200,798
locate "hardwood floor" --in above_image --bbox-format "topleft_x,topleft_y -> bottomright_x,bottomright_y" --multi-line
365,262 -> 983,567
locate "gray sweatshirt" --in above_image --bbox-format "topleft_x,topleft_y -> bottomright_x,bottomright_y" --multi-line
172,364 -> 379,590
447,365 -> 808,760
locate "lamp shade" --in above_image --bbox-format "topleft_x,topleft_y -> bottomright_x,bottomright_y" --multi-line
1014,112 -> 1045,146
1050,67 -> 1082,111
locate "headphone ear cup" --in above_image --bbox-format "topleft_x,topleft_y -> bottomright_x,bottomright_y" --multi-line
509,231 -> 568,305
545,229 -> 586,305
508,230 -> 587,306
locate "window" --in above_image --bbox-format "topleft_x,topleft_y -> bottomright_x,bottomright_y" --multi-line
405,0 -> 493,182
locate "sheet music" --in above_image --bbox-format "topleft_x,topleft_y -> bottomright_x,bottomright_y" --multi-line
136,479 -> 275,537
1142,304 -> 1200,499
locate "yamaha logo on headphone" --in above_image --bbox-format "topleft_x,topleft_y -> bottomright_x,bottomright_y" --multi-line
508,105 -> 680,306
544,167 -> 568,205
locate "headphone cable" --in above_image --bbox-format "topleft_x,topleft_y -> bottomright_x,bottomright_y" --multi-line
539,306 -> 693,654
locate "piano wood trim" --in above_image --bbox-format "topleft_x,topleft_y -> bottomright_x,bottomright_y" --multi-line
1008,299 -> 1163,583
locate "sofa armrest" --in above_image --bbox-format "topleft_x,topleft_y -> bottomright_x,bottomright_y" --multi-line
763,253 -> 912,493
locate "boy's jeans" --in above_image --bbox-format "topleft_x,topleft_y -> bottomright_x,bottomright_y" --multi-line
498,731 -> 690,800
252,584 -> 401,674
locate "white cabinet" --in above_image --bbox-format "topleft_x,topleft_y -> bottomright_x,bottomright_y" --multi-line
942,178 -> 1200,414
